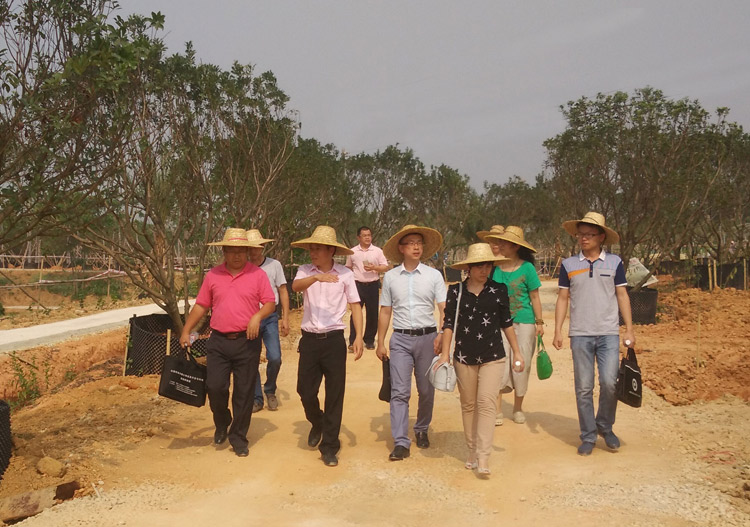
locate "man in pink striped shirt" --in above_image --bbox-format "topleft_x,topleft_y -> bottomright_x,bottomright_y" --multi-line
291,226 -> 364,467
180,228 -> 275,458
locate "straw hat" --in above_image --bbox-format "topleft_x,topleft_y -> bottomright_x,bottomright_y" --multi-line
476,225 -> 505,242
562,211 -> 619,245
246,229 -> 274,247
291,225 -> 354,256
450,243 -> 507,270
484,225 -> 537,253
208,227 -> 255,247
382,225 -> 443,263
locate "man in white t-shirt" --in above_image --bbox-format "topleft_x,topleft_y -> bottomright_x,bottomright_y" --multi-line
247,229 -> 290,412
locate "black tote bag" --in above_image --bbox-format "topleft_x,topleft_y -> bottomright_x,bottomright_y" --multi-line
616,347 -> 642,408
158,345 -> 207,408
379,358 -> 391,402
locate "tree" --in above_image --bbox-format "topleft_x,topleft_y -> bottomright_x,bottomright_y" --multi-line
0,0 -> 145,248
67,22 -> 299,330
543,87 -> 735,267
345,145 -> 426,243
480,174 -> 558,252
262,137 -> 351,265
418,163 -> 480,267
693,121 -> 750,262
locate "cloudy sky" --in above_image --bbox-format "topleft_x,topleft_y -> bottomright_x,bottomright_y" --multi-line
119,1 -> 750,189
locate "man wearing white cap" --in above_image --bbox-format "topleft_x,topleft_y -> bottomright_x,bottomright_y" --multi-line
553,212 -> 635,457
179,228 -> 276,458
291,225 -> 364,467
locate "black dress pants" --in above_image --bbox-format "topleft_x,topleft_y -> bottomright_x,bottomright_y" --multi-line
297,331 -> 347,456
349,280 -> 380,345
205,333 -> 261,451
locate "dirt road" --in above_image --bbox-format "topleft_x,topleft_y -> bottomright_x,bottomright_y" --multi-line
8,282 -> 750,526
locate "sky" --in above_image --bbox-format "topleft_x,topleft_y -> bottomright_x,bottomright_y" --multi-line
118,0 -> 750,190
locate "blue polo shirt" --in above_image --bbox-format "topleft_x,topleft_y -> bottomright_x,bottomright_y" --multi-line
558,250 -> 627,336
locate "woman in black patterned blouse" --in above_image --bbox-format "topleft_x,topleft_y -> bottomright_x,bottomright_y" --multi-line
437,243 -> 523,476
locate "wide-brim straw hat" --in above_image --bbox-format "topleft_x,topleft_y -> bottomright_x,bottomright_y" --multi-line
383,225 -> 443,263
291,225 -> 353,256
208,227 -> 255,247
451,243 -> 507,270
562,211 -> 619,245
246,229 -> 274,247
476,225 -> 505,242
484,225 -> 537,253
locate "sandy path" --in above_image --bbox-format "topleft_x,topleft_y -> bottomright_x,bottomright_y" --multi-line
16,282 -> 749,526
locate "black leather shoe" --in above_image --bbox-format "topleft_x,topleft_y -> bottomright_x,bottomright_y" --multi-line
214,427 -> 228,445
234,446 -> 249,457
307,426 -> 322,448
321,453 -> 338,467
415,431 -> 430,449
389,445 -> 410,461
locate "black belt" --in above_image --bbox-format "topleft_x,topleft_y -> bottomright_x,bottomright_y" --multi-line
301,329 -> 344,340
393,327 -> 437,336
212,330 -> 245,340
356,280 -> 380,285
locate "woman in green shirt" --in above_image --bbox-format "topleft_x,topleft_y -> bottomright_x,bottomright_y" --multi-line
481,226 -> 543,425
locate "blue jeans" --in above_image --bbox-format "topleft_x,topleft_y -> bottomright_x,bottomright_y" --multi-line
570,335 -> 620,444
388,332 -> 437,448
254,312 -> 282,405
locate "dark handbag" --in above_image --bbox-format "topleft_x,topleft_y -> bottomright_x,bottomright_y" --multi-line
158,336 -> 207,407
616,347 -> 642,408
379,358 -> 391,402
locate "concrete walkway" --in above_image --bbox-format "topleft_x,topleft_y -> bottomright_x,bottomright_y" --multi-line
0,302 -> 192,354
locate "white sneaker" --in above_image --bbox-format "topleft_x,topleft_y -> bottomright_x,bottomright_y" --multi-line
495,413 -> 504,426
513,411 -> 526,424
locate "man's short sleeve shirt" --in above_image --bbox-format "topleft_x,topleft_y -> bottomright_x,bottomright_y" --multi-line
380,263 -> 447,329
295,263 -> 360,333
260,257 -> 287,305
558,251 -> 627,336
345,244 -> 388,283
195,262 -> 275,333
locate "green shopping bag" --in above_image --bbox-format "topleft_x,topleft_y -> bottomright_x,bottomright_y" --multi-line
536,335 -> 553,380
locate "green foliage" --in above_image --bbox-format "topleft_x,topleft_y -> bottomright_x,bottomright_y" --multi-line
0,301 -> 5,316
1,1 -> 166,247
3,0 -> 746,324
43,274 -> 123,301
8,352 -> 50,410
63,365 -> 77,383
542,87 -> 750,265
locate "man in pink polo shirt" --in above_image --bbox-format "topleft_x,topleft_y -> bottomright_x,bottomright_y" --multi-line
345,226 -> 390,351
291,225 -> 364,467
180,228 -> 275,458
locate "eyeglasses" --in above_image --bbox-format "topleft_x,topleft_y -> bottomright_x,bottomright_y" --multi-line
576,232 -> 602,240
399,241 -> 424,247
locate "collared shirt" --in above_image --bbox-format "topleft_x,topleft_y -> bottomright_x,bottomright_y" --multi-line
380,262 -> 447,330
196,262 -> 275,333
442,279 -> 513,365
558,250 -> 627,337
345,243 -> 388,282
295,263 -> 360,333
259,257 -> 287,304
